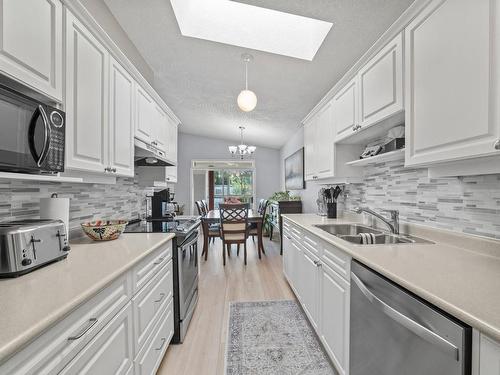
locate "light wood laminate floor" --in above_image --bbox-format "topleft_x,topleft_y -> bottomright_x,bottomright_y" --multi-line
158,237 -> 294,374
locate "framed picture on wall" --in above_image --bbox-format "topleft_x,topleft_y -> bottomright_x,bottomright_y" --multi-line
284,148 -> 305,190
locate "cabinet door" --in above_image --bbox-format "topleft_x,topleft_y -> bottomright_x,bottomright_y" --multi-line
152,104 -> 168,152
315,101 -> 335,178
135,85 -> 153,143
167,117 -> 178,163
405,0 -> 500,166
480,335 -> 500,375
320,263 -> 350,375
300,248 -> 320,331
60,303 -> 134,375
165,166 -> 177,183
334,77 -> 358,142
109,57 -> 134,177
304,117 -> 317,181
0,0 -> 63,101
282,230 -> 293,280
359,33 -> 403,128
65,10 -> 109,173
289,240 -> 302,300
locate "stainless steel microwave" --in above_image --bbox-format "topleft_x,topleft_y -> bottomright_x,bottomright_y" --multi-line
0,85 -> 65,174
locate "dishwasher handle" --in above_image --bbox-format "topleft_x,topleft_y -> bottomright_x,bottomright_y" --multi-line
351,272 -> 459,361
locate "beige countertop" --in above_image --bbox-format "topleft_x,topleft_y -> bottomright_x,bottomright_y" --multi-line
0,233 -> 175,363
282,214 -> 500,342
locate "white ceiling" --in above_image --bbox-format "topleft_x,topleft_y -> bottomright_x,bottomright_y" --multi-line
104,0 -> 414,149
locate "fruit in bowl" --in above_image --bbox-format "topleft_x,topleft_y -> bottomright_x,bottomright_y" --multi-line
81,220 -> 128,241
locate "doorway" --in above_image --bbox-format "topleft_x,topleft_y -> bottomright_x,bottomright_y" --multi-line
190,160 -> 256,214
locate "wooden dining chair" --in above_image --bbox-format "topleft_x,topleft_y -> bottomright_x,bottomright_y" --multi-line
196,200 -> 219,254
248,199 -> 269,258
219,203 -> 249,265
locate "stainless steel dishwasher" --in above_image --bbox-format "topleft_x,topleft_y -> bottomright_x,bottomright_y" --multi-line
350,260 -> 471,375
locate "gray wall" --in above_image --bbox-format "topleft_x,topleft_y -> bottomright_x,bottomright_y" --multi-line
280,128 -> 500,240
176,133 -> 281,214
80,0 -> 155,86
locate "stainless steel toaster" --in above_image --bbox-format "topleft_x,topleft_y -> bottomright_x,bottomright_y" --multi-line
0,219 -> 70,277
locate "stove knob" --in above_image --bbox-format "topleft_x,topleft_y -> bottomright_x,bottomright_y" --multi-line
22,258 -> 32,267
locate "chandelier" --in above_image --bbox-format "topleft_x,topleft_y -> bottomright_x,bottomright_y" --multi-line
228,126 -> 256,159
237,53 -> 257,112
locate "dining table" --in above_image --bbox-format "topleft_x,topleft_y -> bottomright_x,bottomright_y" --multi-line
201,209 -> 265,260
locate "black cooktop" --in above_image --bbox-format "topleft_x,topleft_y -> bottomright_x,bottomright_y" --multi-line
124,217 -> 200,235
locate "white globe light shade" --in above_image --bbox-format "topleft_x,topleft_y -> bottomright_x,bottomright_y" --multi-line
237,89 -> 257,112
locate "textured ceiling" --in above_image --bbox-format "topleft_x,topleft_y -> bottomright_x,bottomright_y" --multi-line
104,0 -> 414,149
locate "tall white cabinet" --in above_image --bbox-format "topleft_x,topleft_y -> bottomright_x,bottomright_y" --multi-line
405,0 -> 500,167
0,0 -> 63,101
64,10 -> 109,174
109,56 -> 135,177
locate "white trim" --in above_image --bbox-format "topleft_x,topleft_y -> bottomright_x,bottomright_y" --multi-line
301,0 -> 431,125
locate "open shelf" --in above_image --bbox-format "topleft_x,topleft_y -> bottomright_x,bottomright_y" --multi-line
345,149 -> 405,167
0,172 -> 84,183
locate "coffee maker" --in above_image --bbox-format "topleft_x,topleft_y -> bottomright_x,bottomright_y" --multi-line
146,189 -> 176,219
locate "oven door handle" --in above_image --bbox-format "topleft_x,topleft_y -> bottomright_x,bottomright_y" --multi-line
28,105 -> 51,167
351,272 -> 459,360
180,232 -> 198,249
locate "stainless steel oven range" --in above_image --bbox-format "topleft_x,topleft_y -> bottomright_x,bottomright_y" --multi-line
124,217 -> 200,343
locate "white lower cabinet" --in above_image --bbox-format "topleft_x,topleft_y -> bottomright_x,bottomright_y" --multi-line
320,263 -> 350,375
60,302 -> 135,375
0,240 -> 174,375
480,334 -> 500,375
299,248 -> 320,331
282,218 -> 351,375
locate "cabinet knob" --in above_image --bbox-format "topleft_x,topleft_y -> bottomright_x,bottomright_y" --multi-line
112,168 -> 117,173
352,126 -> 356,131
104,167 -> 109,172
495,139 -> 500,150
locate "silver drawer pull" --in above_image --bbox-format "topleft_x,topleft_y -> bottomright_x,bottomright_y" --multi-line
154,293 -> 166,303
153,257 -> 165,265
68,318 -> 98,341
155,337 -> 167,351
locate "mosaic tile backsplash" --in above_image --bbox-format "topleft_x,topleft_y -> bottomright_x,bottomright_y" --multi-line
0,177 -> 149,237
341,160 -> 500,240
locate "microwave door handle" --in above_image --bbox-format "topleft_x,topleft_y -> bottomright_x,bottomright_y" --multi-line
37,105 -> 51,167
28,105 -> 51,167
351,272 -> 460,360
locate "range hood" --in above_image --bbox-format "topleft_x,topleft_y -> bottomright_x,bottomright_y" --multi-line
134,138 -> 174,167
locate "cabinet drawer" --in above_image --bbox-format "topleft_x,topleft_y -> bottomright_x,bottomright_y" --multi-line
60,302 -> 134,375
134,300 -> 174,375
289,224 -> 303,242
321,241 -> 351,280
303,233 -> 320,255
132,240 -> 172,293
133,259 -> 173,355
0,274 -> 132,375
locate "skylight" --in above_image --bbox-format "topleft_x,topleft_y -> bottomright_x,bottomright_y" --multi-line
170,0 -> 333,61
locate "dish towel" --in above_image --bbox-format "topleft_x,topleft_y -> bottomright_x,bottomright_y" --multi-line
359,233 -> 377,244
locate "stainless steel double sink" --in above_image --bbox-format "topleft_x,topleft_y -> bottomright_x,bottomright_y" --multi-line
313,224 -> 433,245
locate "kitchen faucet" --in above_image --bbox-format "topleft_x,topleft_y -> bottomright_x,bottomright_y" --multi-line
353,207 -> 400,234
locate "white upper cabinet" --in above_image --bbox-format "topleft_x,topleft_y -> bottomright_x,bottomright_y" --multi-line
358,33 -> 403,129
315,102 -> 335,178
304,115 -> 317,181
152,104 -> 168,152
405,0 -> 500,167
135,85 -> 154,144
333,78 -> 358,142
166,117 -> 178,164
0,0 -> 63,101
65,9 -> 109,174
109,56 -> 134,177
304,102 -> 334,181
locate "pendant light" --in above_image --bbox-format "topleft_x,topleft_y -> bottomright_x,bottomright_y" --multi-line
237,54 -> 257,112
